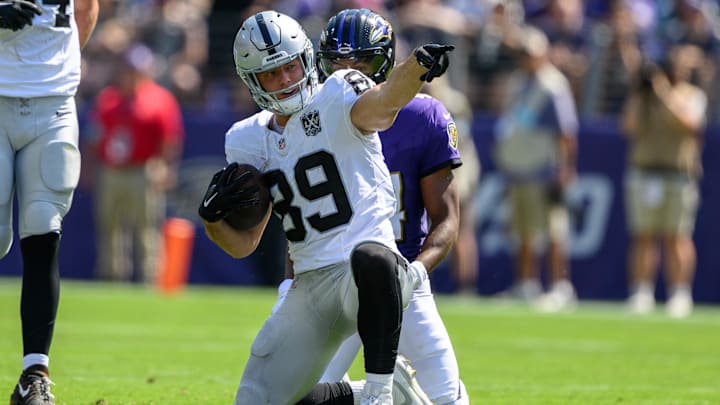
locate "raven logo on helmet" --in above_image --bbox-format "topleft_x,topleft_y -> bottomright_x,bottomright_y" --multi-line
369,16 -> 393,45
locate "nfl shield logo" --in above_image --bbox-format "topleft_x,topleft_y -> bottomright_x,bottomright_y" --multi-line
301,110 -> 322,136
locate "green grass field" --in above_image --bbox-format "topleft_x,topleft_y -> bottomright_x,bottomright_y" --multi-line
1,279 -> 719,405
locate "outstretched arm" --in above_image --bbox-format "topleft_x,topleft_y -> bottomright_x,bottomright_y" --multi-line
351,44 -> 454,133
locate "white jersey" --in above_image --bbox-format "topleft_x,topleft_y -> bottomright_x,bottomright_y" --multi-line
225,70 -> 398,273
0,0 -> 81,97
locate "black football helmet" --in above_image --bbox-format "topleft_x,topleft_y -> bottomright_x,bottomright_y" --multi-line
317,8 -> 396,83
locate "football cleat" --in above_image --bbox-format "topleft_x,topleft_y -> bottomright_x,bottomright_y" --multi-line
392,355 -> 433,405
9,370 -> 55,405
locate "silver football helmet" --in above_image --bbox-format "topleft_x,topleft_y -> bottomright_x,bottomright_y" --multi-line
233,11 -> 318,115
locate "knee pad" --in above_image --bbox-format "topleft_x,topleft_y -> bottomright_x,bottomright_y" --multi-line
234,384 -> 268,405
17,139 -> 77,238
19,200 -> 66,238
41,140 -> 81,193
351,242 -> 399,288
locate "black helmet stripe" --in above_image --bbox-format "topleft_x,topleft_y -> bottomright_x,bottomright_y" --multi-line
255,13 -> 277,54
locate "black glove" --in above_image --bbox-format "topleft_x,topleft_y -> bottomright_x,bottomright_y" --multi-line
198,162 -> 261,223
414,44 -> 455,83
0,0 -> 42,32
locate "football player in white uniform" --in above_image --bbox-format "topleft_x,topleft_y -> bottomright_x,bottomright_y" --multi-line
288,8 -> 469,405
0,0 -> 98,404
197,10 -> 453,405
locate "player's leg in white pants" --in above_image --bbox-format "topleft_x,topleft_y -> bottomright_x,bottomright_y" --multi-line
16,96 -> 80,239
318,278 -> 469,404
235,263 -> 358,405
0,95 -> 79,257
399,278 -> 468,404
273,279 -> 360,384
4,96 -> 79,370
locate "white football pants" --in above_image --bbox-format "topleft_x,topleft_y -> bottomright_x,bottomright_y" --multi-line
318,278 -> 468,405
237,254 -> 415,405
0,96 -> 79,258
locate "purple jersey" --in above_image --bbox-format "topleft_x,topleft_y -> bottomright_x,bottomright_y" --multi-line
380,94 -> 462,261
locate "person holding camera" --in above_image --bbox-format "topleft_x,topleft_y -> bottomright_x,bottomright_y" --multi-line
492,25 -> 579,312
621,44 -> 707,318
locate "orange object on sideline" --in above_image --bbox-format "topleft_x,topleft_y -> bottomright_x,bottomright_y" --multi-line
157,217 -> 195,294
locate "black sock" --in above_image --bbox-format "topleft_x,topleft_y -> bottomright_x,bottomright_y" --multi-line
20,232 -> 61,356
296,382 -> 353,404
351,243 -> 403,374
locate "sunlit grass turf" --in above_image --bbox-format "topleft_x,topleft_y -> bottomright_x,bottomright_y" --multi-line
1,278 -> 719,404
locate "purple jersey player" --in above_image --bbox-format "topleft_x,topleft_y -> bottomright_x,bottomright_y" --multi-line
384,96 -> 462,262
274,8 -> 470,405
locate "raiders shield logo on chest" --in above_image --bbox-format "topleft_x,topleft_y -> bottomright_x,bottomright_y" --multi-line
301,110 -> 322,136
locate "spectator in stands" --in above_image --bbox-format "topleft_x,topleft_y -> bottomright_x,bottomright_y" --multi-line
581,0 -> 655,117
657,0 -> 720,122
87,43 -> 185,283
138,0 -> 211,107
621,44 -> 707,318
75,16 -> 134,112
204,1 -> 267,115
77,0 -> 213,110
392,0 -> 473,91
493,25 -> 578,311
658,0 -> 720,49
466,0 -> 525,113
528,0 -> 591,104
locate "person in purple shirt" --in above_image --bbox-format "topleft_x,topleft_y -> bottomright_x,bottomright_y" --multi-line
381,95 -> 463,261
273,8 -> 470,404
